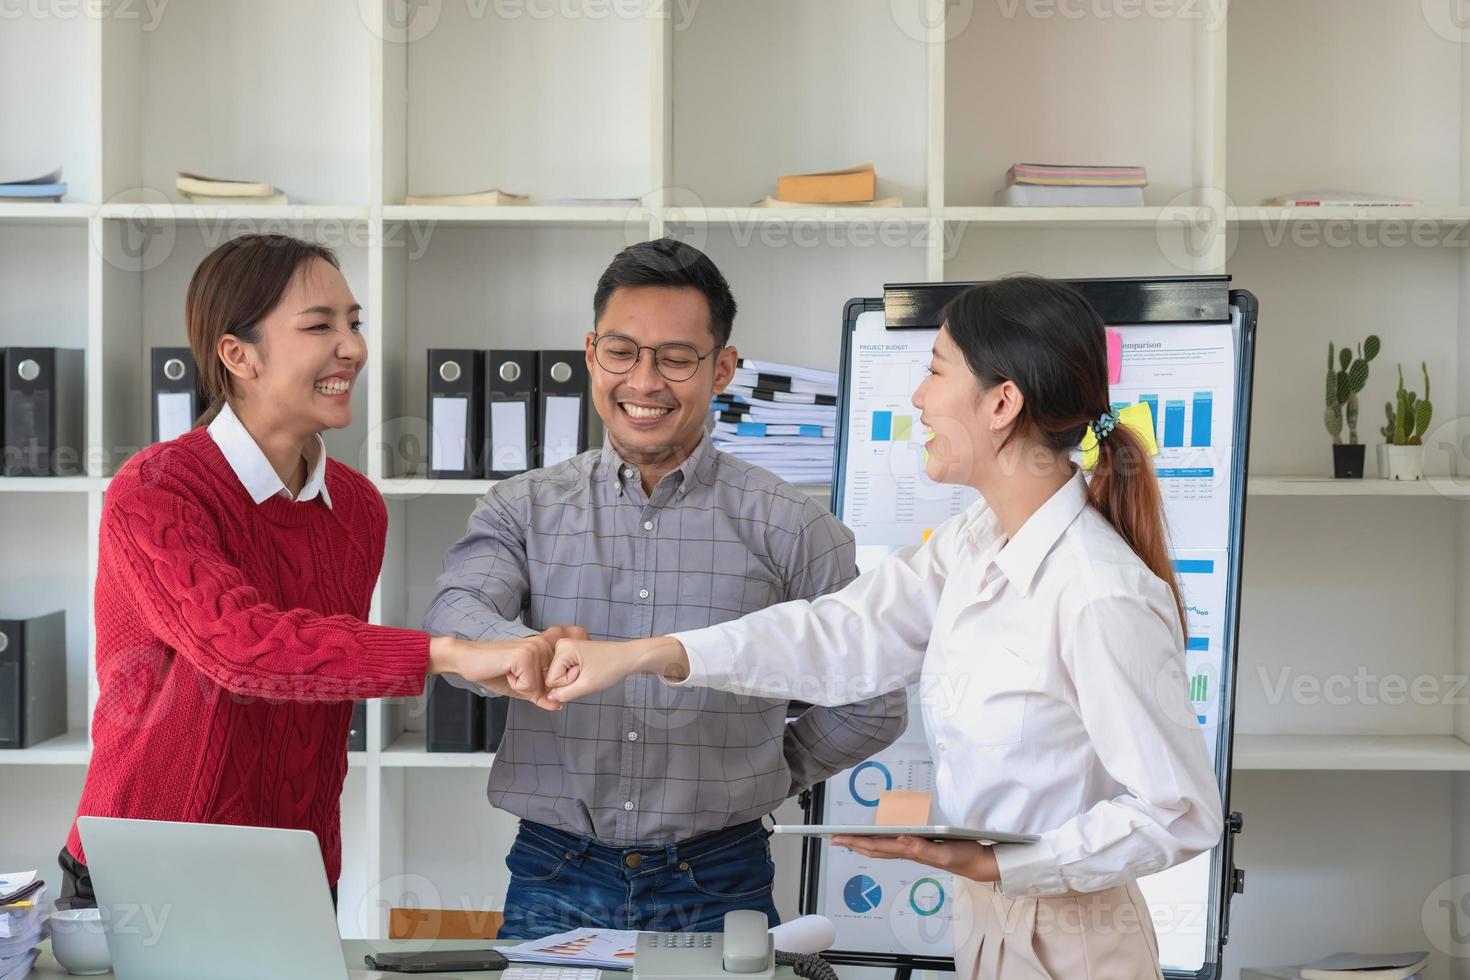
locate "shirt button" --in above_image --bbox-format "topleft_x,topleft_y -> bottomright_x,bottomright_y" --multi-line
638,588 -> 650,599
628,731 -> 639,741
623,467 -> 634,479
937,741 -> 945,752
624,801 -> 635,811
643,520 -> 654,531
677,485 -> 686,495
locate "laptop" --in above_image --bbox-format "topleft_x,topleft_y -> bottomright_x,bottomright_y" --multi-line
76,816 -> 369,980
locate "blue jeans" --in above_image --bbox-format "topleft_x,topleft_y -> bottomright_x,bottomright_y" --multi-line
499,818 -> 781,940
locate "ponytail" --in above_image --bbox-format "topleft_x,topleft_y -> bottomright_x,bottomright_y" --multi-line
1087,422 -> 1186,628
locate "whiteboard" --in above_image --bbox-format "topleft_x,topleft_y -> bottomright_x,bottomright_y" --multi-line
809,295 -> 1248,977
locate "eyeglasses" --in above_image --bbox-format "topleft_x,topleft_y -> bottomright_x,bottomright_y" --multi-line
592,333 -> 724,383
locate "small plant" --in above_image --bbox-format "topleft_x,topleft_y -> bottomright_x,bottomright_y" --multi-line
1324,336 -> 1380,444
1381,362 -> 1433,446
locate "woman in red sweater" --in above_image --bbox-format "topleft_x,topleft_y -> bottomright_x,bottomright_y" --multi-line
60,234 -> 561,909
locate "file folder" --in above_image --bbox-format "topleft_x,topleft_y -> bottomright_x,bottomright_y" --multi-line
425,676 -> 485,752
427,349 -> 485,479
151,347 -> 203,444
3,347 -> 85,477
484,696 -> 509,753
348,701 -> 367,752
0,610 -> 67,750
485,350 -> 537,479
537,350 -> 589,468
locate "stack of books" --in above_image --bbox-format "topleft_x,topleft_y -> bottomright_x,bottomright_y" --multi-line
0,168 -> 66,203
712,358 -> 838,485
754,164 -> 903,208
995,162 -> 1147,207
1259,189 -> 1420,207
176,171 -> 286,205
0,873 -> 46,980
1243,950 -> 1429,979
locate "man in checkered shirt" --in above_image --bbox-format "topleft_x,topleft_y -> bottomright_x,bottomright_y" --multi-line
424,238 -> 907,939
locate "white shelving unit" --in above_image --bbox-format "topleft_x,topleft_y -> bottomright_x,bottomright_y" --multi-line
3,1 -> 1468,975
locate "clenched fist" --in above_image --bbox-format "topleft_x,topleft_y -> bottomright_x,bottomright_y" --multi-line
428,630 -> 586,711
544,635 -> 690,704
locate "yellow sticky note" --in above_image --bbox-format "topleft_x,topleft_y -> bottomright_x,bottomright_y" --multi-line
875,790 -> 932,826
1082,402 -> 1159,471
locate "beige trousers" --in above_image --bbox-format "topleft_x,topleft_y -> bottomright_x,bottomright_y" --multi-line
951,878 -> 1165,980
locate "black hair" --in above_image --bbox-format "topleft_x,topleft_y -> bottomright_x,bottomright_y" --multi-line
593,238 -> 737,345
941,275 -> 1184,627
942,275 -> 1107,455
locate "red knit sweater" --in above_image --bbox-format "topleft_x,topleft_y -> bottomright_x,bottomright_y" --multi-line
66,428 -> 429,884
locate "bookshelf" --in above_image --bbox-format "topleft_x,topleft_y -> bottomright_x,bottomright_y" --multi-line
2,0 -> 1468,975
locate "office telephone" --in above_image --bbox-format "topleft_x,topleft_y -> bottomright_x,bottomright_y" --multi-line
634,910 -> 773,977
633,910 -> 837,980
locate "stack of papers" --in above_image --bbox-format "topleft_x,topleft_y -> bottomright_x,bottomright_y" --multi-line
501,928 -> 638,970
996,162 -> 1147,207
0,168 -> 67,203
404,188 -> 530,206
0,872 -> 46,980
176,172 -> 287,206
1243,950 -> 1429,979
712,358 -> 838,484
402,190 -> 642,207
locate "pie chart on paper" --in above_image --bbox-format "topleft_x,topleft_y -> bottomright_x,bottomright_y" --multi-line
843,874 -> 883,914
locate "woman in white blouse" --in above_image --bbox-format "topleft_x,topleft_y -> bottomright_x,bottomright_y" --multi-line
543,275 -> 1224,979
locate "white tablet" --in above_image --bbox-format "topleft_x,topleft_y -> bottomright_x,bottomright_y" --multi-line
772,824 -> 1040,846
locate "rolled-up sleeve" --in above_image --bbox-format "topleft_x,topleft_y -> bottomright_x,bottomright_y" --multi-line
423,484 -> 538,693
778,505 -> 909,792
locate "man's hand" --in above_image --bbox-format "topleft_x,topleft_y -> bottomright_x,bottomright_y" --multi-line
829,835 -> 1001,883
539,625 -> 590,646
544,636 -> 689,704
429,635 -> 561,710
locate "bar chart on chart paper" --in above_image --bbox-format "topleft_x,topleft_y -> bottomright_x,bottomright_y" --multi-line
841,312 -> 977,549
1173,548 -> 1229,757
1109,320 -> 1238,551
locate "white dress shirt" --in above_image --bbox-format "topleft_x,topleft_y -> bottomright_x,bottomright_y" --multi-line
671,469 -> 1223,899
207,401 -> 332,508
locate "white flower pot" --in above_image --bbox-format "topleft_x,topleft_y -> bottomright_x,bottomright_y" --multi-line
1376,444 -> 1389,478
1383,444 -> 1424,481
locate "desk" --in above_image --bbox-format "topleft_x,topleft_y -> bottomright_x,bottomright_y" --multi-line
31,938 -> 802,978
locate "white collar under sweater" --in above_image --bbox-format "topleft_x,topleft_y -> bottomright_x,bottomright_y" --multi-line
207,402 -> 332,508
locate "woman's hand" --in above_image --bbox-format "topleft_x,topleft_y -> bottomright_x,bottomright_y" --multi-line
429,632 -> 584,711
545,636 -> 689,704
829,835 -> 1001,883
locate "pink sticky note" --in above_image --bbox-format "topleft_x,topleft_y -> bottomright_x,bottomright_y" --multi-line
1106,329 -> 1123,384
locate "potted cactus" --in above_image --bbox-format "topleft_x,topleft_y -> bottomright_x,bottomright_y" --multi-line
1324,335 -> 1379,478
1379,362 -> 1432,480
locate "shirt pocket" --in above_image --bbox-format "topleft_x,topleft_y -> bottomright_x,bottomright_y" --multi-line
967,644 -> 1041,747
679,572 -> 712,601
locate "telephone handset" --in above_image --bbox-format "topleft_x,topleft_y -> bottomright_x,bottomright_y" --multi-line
633,909 -> 775,978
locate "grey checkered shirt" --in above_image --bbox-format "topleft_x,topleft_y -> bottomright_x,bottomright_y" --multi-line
423,434 -> 908,846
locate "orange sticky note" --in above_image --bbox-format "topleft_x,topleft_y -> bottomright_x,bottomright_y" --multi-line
875,790 -> 932,826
